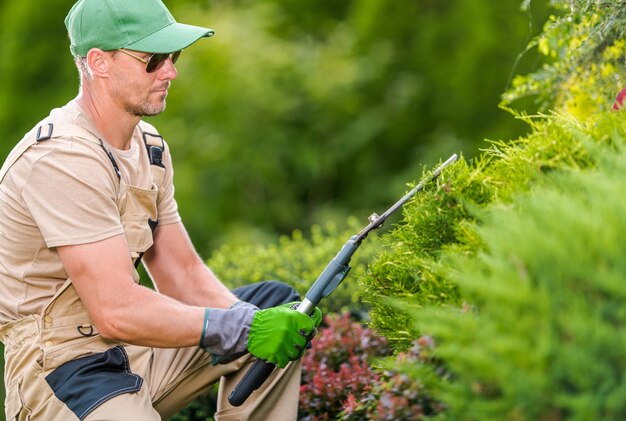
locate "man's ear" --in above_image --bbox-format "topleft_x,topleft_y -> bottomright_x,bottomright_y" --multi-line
86,48 -> 111,78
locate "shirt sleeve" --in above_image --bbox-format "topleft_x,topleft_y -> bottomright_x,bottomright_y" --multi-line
21,144 -> 124,248
156,141 -> 181,226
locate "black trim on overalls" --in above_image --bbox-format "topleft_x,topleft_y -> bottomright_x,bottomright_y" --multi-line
98,140 -> 121,180
45,346 -> 143,420
133,131 -> 165,268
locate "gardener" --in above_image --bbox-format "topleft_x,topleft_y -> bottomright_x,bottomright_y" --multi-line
0,0 -> 322,419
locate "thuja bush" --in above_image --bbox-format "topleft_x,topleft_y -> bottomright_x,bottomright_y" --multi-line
207,219 -> 380,315
363,110 -> 598,349
362,106 -> 626,419
402,120 -> 626,419
359,3 -> 626,418
358,1 -> 626,407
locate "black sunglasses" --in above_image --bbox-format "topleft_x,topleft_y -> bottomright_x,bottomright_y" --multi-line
118,49 -> 182,73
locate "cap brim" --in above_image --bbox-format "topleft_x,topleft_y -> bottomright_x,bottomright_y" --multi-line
125,22 -> 214,53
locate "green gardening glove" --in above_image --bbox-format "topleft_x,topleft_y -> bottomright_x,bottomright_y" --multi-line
248,302 -> 322,368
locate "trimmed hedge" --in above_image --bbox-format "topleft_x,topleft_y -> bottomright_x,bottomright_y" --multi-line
387,112 -> 626,419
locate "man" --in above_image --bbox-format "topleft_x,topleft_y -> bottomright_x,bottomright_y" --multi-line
0,0 -> 321,419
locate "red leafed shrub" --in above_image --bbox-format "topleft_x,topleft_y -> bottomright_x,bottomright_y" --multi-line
299,314 -> 444,420
299,313 -> 390,419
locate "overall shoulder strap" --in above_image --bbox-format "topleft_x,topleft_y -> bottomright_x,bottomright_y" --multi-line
38,122 -> 101,144
0,122 -> 102,184
140,128 -> 166,190
133,127 -> 166,269
0,122 -> 120,185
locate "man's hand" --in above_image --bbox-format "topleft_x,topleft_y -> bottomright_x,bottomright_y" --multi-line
248,302 -> 322,368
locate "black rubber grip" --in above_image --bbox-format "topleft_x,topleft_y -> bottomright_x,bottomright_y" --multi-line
228,359 -> 276,406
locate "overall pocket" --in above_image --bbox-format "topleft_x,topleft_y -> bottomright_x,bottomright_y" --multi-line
45,346 -> 143,420
119,185 -> 158,254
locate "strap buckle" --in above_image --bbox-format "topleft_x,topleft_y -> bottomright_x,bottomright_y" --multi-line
142,132 -> 165,168
36,123 -> 54,142
147,145 -> 163,167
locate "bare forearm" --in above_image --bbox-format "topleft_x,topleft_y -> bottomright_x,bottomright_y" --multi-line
97,282 -> 205,348
149,260 -> 237,308
57,233 -> 232,349
144,222 -> 238,308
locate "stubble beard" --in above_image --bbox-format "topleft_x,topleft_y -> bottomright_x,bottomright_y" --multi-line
125,97 -> 167,117
111,67 -> 171,117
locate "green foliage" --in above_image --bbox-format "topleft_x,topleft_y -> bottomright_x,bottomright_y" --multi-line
0,0 -> 76,155
403,114 -> 626,420
359,0 -> 626,413
503,0 -> 626,118
363,109 -> 600,349
207,219 -> 379,315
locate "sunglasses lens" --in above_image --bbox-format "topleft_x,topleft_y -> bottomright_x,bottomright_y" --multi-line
146,53 -> 169,73
146,51 -> 182,73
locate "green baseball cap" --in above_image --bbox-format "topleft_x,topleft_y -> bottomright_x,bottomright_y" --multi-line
65,0 -> 215,57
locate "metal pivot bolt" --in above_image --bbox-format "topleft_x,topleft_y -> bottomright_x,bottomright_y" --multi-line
368,213 -> 379,223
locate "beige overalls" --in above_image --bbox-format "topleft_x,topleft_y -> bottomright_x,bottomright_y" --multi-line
0,123 -> 301,420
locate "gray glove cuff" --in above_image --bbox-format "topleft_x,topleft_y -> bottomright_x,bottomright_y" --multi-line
230,300 -> 259,311
199,301 -> 259,355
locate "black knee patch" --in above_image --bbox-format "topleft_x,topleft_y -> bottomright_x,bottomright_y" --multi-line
45,346 -> 143,420
232,281 -> 300,309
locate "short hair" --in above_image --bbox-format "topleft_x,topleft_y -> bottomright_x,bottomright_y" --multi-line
73,50 -> 119,84
75,56 -> 93,81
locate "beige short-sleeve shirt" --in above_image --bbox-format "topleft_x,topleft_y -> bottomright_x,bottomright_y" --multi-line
0,100 -> 181,325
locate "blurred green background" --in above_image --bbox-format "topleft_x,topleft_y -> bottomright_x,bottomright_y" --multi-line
0,0 -> 552,418
0,0 -> 550,253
